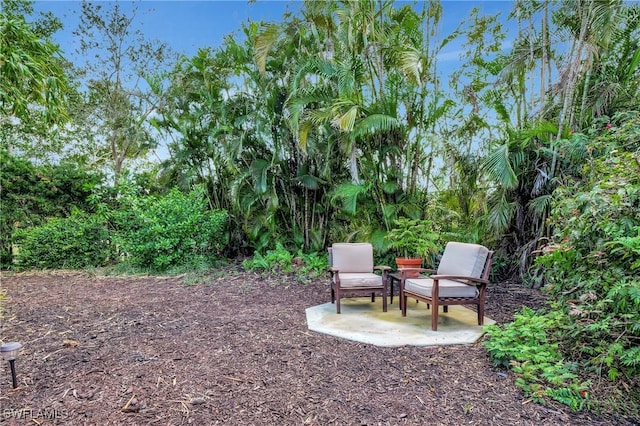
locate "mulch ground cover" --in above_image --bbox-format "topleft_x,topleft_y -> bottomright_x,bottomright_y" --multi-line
0,267 -> 637,425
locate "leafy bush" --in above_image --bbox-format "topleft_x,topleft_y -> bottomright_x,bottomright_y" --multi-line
243,243 -> 294,273
0,149 -> 103,268
538,115 -> 640,382
13,213 -> 113,269
296,251 -> 328,278
485,112 -> 640,413
113,186 -> 228,272
484,308 -> 590,410
242,243 -> 328,278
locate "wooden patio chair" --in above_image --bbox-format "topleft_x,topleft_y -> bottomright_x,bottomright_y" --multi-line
400,242 -> 493,331
328,243 -> 390,314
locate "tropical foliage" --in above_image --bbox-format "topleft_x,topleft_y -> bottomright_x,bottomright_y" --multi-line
385,218 -> 440,261
0,0 -> 70,157
485,112 -> 640,414
1,0 -> 639,414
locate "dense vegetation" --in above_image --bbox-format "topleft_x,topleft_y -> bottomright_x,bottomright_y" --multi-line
1,0 -> 638,415
485,111 -> 640,413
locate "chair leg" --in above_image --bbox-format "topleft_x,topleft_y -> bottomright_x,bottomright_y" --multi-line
478,303 -> 484,325
371,292 -> 375,302
335,288 -> 341,314
382,290 -> 387,312
443,305 -> 448,313
401,294 -> 407,317
331,287 -> 335,303
431,299 -> 439,331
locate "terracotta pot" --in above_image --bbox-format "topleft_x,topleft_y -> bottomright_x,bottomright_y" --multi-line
395,257 -> 422,278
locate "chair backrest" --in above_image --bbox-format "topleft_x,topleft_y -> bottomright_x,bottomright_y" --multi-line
437,242 -> 490,279
329,243 -> 374,273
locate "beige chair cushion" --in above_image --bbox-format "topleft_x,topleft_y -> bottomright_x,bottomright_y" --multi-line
437,242 -> 489,278
404,277 -> 479,298
331,243 -> 374,273
334,272 -> 384,288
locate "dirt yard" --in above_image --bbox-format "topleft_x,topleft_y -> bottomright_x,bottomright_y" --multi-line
0,267 -> 637,425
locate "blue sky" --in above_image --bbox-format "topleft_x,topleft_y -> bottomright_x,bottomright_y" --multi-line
31,1 -> 515,61
33,0 -> 303,58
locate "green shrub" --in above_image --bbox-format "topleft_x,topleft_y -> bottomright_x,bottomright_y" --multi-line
297,251 -> 328,278
537,120 -> 640,383
242,243 -> 294,273
488,112 -> 640,413
0,149 -> 103,268
484,308 -> 590,409
242,243 -> 328,279
113,186 -> 228,272
13,213 -> 113,269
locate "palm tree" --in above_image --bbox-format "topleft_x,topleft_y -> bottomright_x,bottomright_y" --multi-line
579,2 -> 640,120
0,0 -> 69,154
481,121 -> 568,277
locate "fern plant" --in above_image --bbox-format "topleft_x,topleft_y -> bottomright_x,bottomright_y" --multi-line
484,308 -> 590,409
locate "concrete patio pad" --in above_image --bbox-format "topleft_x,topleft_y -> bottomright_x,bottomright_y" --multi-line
305,297 -> 495,347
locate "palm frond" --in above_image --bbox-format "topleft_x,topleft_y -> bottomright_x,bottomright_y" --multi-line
298,120 -> 314,151
487,191 -> 517,235
398,47 -> 422,83
335,105 -> 359,131
592,80 -> 621,117
492,91 -> 511,123
531,165 -> 550,196
250,158 -> 269,194
624,46 -> 640,84
482,143 -> 518,189
559,135 -> 589,165
351,114 -> 399,139
253,24 -> 279,75
330,182 -> 371,215
335,59 -> 358,95
307,108 -> 335,125
527,194 -> 552,218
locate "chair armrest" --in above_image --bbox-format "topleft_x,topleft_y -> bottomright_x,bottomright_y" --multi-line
328,267 -> 340,280
431,274 -> 489,285
374,265 -> 392,271
398,268 -> 433,278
